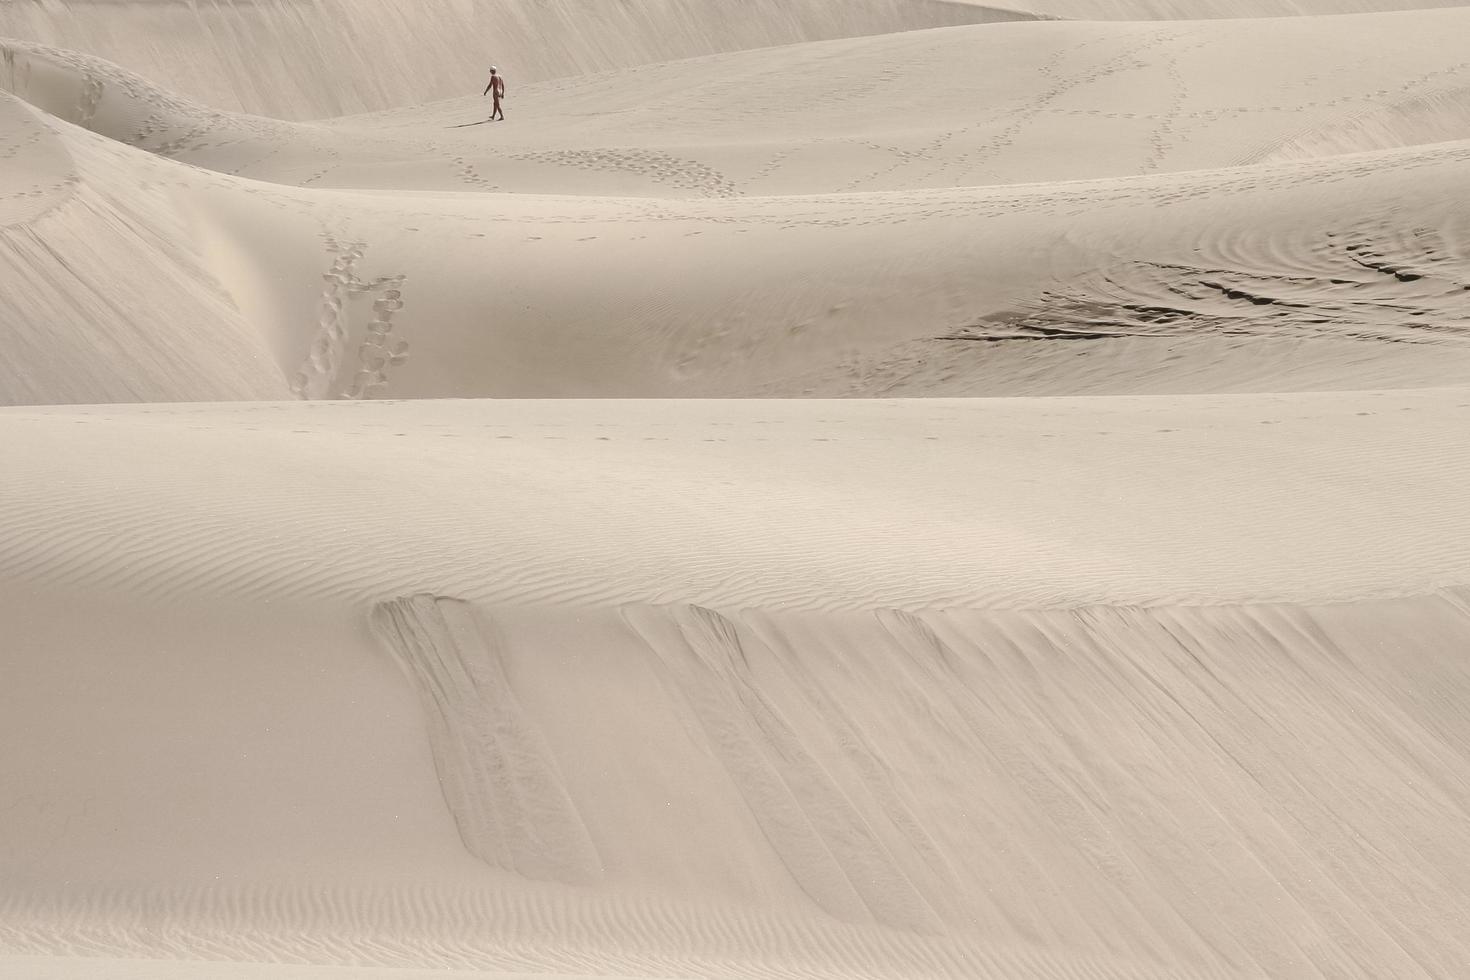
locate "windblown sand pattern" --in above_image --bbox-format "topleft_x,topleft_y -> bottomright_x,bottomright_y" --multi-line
4,1 -> 1470,977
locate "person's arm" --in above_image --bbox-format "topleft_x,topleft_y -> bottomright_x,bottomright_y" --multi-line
483,81 -> 492,96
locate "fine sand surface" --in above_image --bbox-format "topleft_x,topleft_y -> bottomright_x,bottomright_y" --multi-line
0,960 -> 624,980
0,0 -> 1040,119
4,2 -> 1470,978
9,10 -> 1470,404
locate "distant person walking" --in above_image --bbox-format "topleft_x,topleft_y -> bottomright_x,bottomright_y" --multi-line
483,67 -> 506,121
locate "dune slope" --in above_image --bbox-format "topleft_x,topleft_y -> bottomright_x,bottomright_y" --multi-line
7,14 -> 1470,404
0,92 -> 283,405
0,0 -> 1035,119
4,426 -> 1470,977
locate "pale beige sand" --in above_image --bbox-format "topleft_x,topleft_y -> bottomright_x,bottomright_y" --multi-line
3,395 -> 1470,976
4,3 -> 1470,978
7,12 -> 1470,407
4,463 -> 1470,975
0,0 -> 1037,119
17,11 -> 1470,192
0,396 -> 1467,609
3,0 -> 1462,119
972,0 -> 1470,18
0,960 -> 628,980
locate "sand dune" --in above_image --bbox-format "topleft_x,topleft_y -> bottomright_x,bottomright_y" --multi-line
8,13 -> 1470,404
1,0 -> 1457,122
5,1 -> 1470,977
0,74 -> 285,404
2,962 -> 647,980
0,0 -> 1037,119
0,85 -> 75,226
6,538 -> 1470,974
1252,87 -> 1470,161
981,0 -> 1470,17
18,10 -> 1470,192
0,395 -> 1467,609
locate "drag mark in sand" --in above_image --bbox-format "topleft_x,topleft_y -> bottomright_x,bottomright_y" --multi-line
370,595 -> 603,885
376,594 -> 943,926
623,603 -> 942,932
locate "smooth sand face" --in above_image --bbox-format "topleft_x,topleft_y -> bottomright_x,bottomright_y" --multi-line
4,3 -> 1470,978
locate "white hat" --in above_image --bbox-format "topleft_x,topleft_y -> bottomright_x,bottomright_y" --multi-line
490,66 -> 498,72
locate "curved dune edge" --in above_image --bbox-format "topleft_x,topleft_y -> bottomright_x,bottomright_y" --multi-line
0,120 -> 286,404
91,136 -> 1470,401
1250,86 -> 1470,162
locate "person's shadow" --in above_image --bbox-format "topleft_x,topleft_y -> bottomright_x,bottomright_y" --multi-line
448,120 -> 493,129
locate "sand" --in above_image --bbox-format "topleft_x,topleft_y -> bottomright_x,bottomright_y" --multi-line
4,2 -> 1470,978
